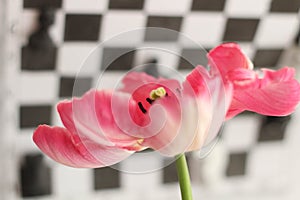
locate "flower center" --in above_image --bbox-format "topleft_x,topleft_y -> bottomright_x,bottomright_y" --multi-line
137,87 -> 167,114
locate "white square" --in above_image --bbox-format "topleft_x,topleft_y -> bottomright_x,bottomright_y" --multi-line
20,72 -> 58,104
57,43 -> 101,76
101,11 -> 146,45
63,0 -> 108,13
53,166 -> 92,196
145,0 -> 192,15
237,42 -> 256,60
121,154 -> 162,191
223,115 -> 259,151
225,0 -> 271,18
248,144 -> 290,190
254,14 -> 299,48
17,130 -> 39,154
286,107 -> 300,146
180,13 -> 225,47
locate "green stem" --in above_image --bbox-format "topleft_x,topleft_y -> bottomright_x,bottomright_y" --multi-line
175,154 -> 193,200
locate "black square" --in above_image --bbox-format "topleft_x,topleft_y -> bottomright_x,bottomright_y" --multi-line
270,0 -> 300,13
253,49 -> 283,68
178,48 -> 208,70
59,77 -> 92,98
145,16 -> 183,41
109,0 -> 144,9
295,29 -> 300,44
20,105 -> 52,128
163,156 -> 191,184
94,166 -> 120,190
20,154 -> 52,197
226,152 -> 247,176
101,48 -> 135,71
23,0 -> 62,8
64,14 -> 101,41
258,116 -> 291,142
191,0 -> 226,11
21,46 -> 57,71
223,18 -> 259,42
163,160 -> 178,183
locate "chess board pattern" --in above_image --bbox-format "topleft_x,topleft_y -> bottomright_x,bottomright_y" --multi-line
12,0 -> 300,199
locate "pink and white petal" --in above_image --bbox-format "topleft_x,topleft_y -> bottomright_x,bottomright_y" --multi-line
143,65 -> 229,156
117,71 -> 183,138
142,94 -> 213,156
183,65 -> 212,100
208,43 -> 253,80
58,92 -> 114,147
163,98 -> 211,155
228,67 -> 300,118
58,90 -> 143,150
119,72 -> 181,131
141,93 -> 184,156
33,125 -> 132,168
184,66 -> 232,146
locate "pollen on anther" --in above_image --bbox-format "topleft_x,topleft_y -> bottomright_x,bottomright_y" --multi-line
150,87 -> 167,100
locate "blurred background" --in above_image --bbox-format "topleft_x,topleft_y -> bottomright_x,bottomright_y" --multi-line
1,0 -> 300,199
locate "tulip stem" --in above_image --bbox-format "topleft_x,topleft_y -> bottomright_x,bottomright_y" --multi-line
175,154 -> 193,200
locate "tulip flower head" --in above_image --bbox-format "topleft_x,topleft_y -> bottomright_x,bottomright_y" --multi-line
33,43 -> 300,168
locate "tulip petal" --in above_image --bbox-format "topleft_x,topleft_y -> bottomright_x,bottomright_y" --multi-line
208,43 -> 253,80
184,66 -> 231,148
33,125 -> 132,168
58,90 -> 144,150
147,97 -> 208,156
120,72 -> 181,123
141,89 -> 183,156
143,65 -> 231,156
122,71 -> 200,156
227,67 -> 300,119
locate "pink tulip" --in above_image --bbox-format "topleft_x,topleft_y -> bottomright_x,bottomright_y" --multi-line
33,43 -> 300,168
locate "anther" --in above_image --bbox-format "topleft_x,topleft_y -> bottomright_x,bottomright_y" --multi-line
138,102 -> 147,114
146,98 -> 154,104
150,87 -> 167,100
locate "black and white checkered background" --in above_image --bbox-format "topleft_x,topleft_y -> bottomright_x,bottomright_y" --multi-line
0,0 -> 300,199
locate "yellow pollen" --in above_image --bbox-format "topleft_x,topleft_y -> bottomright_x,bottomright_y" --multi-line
149,87 -> 167,100
137,139 -> 144,145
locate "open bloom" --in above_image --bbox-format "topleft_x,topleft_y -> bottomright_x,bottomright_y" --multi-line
33,43 -> 300,168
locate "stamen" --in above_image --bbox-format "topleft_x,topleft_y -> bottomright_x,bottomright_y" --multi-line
138,102 -> 147,114
150,87 -> 167,100
146,98 -> 154,104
